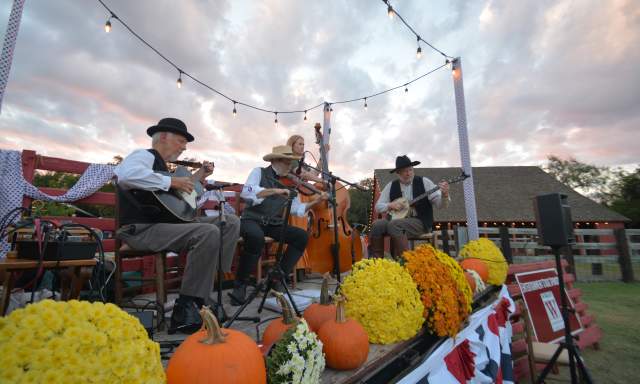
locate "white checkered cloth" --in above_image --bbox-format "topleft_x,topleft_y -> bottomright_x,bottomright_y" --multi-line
0,150 -> 115,258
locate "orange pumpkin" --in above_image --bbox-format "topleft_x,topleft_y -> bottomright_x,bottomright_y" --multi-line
460,258 -> 489,282
303,273 -> 337,332
166,307 -> 266,383
318,295 -> 369,370
262,291 -> 298,346
464,271 -> 476,292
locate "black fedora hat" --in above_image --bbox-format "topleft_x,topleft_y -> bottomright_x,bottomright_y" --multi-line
146,117 -> 194,142
390,155 -> 420,173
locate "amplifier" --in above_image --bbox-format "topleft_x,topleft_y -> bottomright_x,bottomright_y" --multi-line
11,226 -> 99,261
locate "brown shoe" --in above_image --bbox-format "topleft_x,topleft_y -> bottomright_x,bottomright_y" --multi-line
390,236 -> 409,260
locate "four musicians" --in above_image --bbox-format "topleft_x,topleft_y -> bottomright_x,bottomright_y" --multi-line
115,117 -> 452,334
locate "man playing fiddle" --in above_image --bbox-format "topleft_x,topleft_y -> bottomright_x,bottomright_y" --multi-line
369,155 -> 450,259
114,117 -> 240,334
229,145 -> 328,305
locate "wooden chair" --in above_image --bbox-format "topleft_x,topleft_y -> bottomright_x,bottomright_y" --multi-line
112,188 -> 180,312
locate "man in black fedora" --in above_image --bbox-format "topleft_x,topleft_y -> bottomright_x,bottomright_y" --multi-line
369,155 -> 450,259
114,117 -> 240,334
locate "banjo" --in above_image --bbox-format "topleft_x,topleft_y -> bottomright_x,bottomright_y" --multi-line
388,171 -> 469,220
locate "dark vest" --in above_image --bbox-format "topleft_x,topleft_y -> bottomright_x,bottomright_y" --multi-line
241,166 -> 288,225
117,149 -> 173,226
389,176 -> 434,231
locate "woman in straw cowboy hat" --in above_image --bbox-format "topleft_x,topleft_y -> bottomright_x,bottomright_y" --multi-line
229,145 -> 328,305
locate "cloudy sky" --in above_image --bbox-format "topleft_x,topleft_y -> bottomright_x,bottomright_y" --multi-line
0,0 -> 638,183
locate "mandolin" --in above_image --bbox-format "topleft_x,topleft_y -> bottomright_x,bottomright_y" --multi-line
388,171 -> 469,220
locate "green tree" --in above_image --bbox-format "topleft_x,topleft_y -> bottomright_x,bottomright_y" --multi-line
347,178 -> 374,230
543,155 -> 617,202
607,168 -> 640,227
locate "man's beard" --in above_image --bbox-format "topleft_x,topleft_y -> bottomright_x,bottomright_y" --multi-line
272,162 -> 290,176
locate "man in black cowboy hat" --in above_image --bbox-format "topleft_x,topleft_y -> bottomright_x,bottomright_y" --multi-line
369,155 -> 450,259
114,117 -> 240,334
228,145 -> 328,305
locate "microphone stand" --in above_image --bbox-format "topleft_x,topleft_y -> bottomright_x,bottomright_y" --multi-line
207,186 -> 257,324
224,188 -> 302,328
302,162 -> 367,283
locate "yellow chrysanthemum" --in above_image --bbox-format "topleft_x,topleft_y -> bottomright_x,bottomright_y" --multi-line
341,258 -> 424,344
459,238 -> 508,285
404,244 -> 473,337
0,300 -> 165,384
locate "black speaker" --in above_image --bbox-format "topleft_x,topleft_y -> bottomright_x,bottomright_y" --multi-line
533,193 -> 575,247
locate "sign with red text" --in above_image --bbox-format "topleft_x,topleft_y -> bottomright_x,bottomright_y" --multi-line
515,268 -> 583,343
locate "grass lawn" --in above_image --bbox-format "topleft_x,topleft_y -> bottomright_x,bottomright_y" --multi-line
543,281 -> 640,383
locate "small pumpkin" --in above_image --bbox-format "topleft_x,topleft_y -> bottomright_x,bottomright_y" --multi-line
303,273 -> 337,332
460,258 -> 489,282
166,306 -> 266,383
464,271 -> 476,292
318,295 -> 369,370
262,291 -> 299,346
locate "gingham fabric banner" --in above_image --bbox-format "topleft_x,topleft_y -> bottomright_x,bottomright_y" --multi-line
398,285 -> 515,384
0,150 -> 115,258
0,0 -> 25,113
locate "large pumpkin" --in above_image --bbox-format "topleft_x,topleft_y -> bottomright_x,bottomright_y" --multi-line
303,273 -> 337,332
460,258 -> 489,282
318,295 -> 369,370
166,307 -> 266,383
262,291 -> 298,347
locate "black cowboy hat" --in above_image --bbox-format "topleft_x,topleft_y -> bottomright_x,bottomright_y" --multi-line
390,155 -> 421,173
146,117 -> 194,142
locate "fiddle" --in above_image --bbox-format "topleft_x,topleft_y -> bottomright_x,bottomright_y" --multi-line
279,173 -> 323,196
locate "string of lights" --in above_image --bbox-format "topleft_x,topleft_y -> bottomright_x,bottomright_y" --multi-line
97,0 -> 453,122
382,0 -> 453,60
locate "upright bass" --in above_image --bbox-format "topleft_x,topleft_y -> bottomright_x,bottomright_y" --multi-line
305,123 -> 363,275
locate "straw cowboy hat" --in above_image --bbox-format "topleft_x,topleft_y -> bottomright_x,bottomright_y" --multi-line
263,145 -> 302,162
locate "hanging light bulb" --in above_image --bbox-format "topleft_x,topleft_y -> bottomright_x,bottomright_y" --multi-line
303,110 -> 307,121
404,85 -> 408,93
274,112 -> 278,126
416,36 -> 422,59
176,71 -> 183,89
232,101 -> 237,117
364,98 -> 368,110
445,59 -> 453,70
387,4 -> 394,19
104,19 -> 112,33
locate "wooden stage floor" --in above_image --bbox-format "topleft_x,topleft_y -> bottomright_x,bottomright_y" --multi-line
147,273 -> 426,383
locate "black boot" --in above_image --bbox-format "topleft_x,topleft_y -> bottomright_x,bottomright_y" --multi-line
228,280 -> 247,306
168,295 -> 203,335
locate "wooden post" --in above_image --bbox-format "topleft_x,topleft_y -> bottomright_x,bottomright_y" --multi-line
499,226 -> 513,264
454,225 -> 468,257
441,226 -> 450,256
451,58 -> 479,240
614,228 -> 635,283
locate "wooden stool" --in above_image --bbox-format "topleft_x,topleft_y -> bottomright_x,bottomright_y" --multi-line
0,257 -> 96,316
407,232 -> 435,249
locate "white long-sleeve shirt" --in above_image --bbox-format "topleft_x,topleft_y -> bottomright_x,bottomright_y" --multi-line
240,167 -> 307,217
375,177 -> 449,214
114,149 -> 171,191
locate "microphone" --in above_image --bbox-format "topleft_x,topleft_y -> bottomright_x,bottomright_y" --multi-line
295,152 -> 305,175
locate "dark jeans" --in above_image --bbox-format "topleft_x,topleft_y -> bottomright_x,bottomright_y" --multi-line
235,219 -> 309,282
